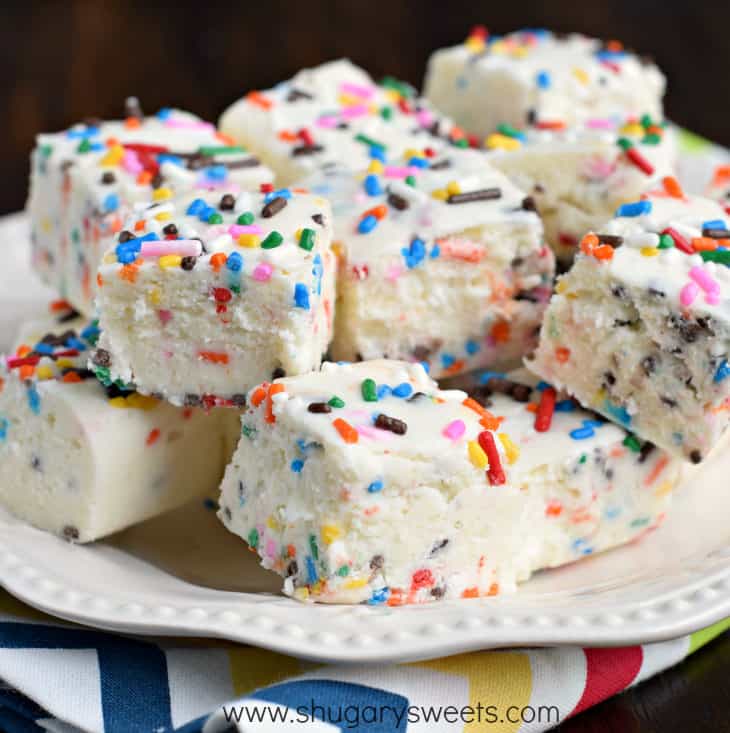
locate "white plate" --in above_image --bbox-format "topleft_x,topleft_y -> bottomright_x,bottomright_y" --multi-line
2,133 -> 730,664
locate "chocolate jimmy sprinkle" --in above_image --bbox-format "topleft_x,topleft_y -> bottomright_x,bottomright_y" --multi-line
374,413 -> 408,434
307,402 -> 332,413
387,192 -> 409,210
57,308 -> 81,324
702,227 -> 730,239
596,234 -> 624,246
428,158 -> 452,170
223,157 -> 262,169
521,196 -> 537,212
311,213 -> 325,226
261,196 -> 287,218
447,188 -> 502,204
286,88 -> 314,102
292,144 -> 324,156
219,193 -> 236,211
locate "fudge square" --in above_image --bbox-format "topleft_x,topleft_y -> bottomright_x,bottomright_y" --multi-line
0,307 -> 238,543
530,180 -> 730,463
94,186 -> 335,406
218,360 -> 681,605
304,147 -> 554,378
424,28 -> 665,140
219,59 -> 460,185
28,100 -> 272,315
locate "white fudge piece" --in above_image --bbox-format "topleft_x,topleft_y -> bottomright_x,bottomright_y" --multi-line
94,187 -> 335,405
424,28 -> 665,139
0,308 -> 238,542
486,115 -> 676,265
302,147 -> 553,378
219,59 -> 460,185
530,184 -> 730,463
218,360 -> 681,605
28,101 -> 273,315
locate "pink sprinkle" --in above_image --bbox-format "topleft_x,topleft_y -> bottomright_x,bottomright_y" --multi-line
164,118 -> 215,131
442,419 -> 466,441
680,282 -> 699,307
229,224 -> 263,237
122,149 -> 143,174
157,309 -> 172,325
252,263 -> 273,281
140,240 -> 203,258
195,180 -> 240,191
265,538 -> 278,560
356,424 -> 392,440
339,81 -> 375,99
316,115 -> 339,128
707,291 -> 721,305
689,265 -> 720,296
585,118 -> 615,130
385,264 -> 404,282
341,104 -> 369,119
416,109 -> 434,127
384,166 -> 418,179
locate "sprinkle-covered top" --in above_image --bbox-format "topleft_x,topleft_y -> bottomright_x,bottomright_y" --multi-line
574,181 -> 730,318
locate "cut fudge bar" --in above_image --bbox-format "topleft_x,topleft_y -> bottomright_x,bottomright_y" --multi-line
219,59 -> 463,185
424,27 -> 665,139
530,181 -> 730,463
218,360 -> 681,605
28,101 -> 272,315
486,114 -> 676,265
304,147 -> 554,378
94,187 -> 335,405
0,306 -> 238,542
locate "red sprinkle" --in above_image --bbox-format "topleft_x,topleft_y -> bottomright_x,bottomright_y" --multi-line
535,387 -> 557,432
260,182 -> 274,194
6,355 -> 40,369
298,127 -> 315,147
213,287 -> 232,303
477,430 -> 506,486
662,227 -> 694,254
411,568 -> 435,590
626,147 -> 654,176
146,428 -> 161,446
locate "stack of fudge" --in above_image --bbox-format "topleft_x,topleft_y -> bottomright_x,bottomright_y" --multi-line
1,28 -> 724,605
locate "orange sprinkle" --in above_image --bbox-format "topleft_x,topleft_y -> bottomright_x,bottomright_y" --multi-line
644,455 -> 670,487
118,263 -> 139,283
442,359 -> 465,376
555,346 -> 571,364
712,165 -> 730,186
545,500 -> 563,517
333,418 -> 359,444
593,244 -> 614,261
146,428 -> 161,446
210,253 -> 227,272
461,587 -> 479,599
277,130 -> 298,142
0,377 -> 4,395
606,39 -> 623,52
580,233 -> 598,255
663,176 -> 685,199
16,345 -> 31,357
387,588 -> 405,606
134,220 -> 146,232
215,131 -> 236,145
525,402 -> 538,413
19,365 -> 35,380
490,321 -> 511,344
691,237 -> 719,252
487,582 -> 499,596
462,397 -> 503,430
250,384 -> 269,408
265,383 -> 285,423
199,351 -> 229,365
50,300 -> 73,313
136,170 -> 153,186
61,371 -> 82,383
362,204 -> 387,221
124,116 -> 141,129
97,273 -> 104,288
246,91 -> 273,109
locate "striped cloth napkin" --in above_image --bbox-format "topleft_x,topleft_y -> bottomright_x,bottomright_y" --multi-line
0,589 -> 728,733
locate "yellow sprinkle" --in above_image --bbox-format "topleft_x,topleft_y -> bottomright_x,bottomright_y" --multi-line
344,577 -> 369,590
485,133 -> 521,151
159,254 -> 182,269
152,187 -> 173,201
404,148 -> 421,161
654,480 -> 674,498
491,40 -> 507,54
238,233 -> 260,248
100,144 -> 124,166
620,122 -> 644,137
126,393 -> 158,411
36,365 -> 55,381
154,212 -> 172,222
108,396 -> 128,409
431,189 -> 448,201
293,587 -> 310,601
383,89 -> 400,104
446,180 -> 461,196
321,524 -> 341,545
148,288 -> 161,305
511,46 -> 529,59
337,93 -> 361,108
498,433 -> 520,465
573,67 -> 589,85
266,516 -> 280,532
367,160 -> 384,174
55,359 -> 74,369
468,440 -> 488,469
556,280 -> 568,294
465,37 -> 486,53
641,247 -> 659,257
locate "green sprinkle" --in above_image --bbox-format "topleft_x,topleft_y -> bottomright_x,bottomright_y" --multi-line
230,284 -> 241,295
630,516 -> 650,528
405,175 -> 416,187
198,145 -> 245,156
336,565 -> 350,577
579,454 -> 587,464
207,212 -> 223,225
361,378 -> 377,402
77,138 -> 92,154
453,138 -> 469,148
658,234 -> 674,249
355,133 -> 386,150
701,249 -> 730,265
642,133 -> 661,145
328,396 -> 345,408
247,528 -> 259,549
623,434 -> 641,452
237,212 -> 255,225
616,137 -> 633,151
309,533 -> 319,561
380,106 -> 393,121
496,123 -> 522,139
640,114 -> 653,128
299,228 -> 316,251
40,144 -> 53,158
261,231 -> 283,249
242,424 -> 257,440
379,75 -> 414,98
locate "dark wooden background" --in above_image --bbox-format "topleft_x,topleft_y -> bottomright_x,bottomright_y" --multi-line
2,0 -> 729,214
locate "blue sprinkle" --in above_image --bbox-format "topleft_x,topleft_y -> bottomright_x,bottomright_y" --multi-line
401,237 -> 426,268
116,248 -> 138,264
0,417 -> 7,442
157,107 -> 172,120
88,142 -> 105,152
367,587 -> 390,605
81,323 -> 100,342
420,361 -> 430,374
536,70 -> 551,89
306,556 -> 318,584
103,194 -> 119,213
27,384 -> 41,415
376,384 -> 391,400
582,419 -> 605,428
369,146 -> 386,162
368,479 -> 384,493
66,125 -> 100,139
572,538 -> 594,555
392,382 -> 413,398
554,399 -> 576,412
33,343 -> 54,356
536,381 -> 551,392
358,215 -> 378,234
478,370 -> 506,384
703,219 -> 725,230
186,198 -> 207,216
465,340 -> 480,355
65,337 -> 87,351
595,49 -> 627,62
441,353 -> 455,368
291,459 -> 304,473
226,252 -> 243,272
363,174 -> 383,196
604,506 -> 622,520
408,156 -> 428,168
157,154 -> 183,167
615,200 -> 652,218
570,426 -> 595,440
312,254 -> 323,296
714,361 -> 730,383
294,283 -> 310,309
198,204 -> 216,222
604,399 -> 632,426
203,165 -> 228,181
430,244 -> 440,259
